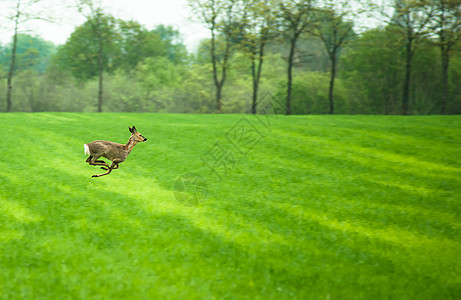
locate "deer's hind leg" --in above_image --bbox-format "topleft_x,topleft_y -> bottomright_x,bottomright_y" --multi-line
92,161 -> 119,178
88,156 -> 110,169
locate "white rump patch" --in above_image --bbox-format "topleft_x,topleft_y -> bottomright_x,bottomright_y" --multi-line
84,144 -> 90,155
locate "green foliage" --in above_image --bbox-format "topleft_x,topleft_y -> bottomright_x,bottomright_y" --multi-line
115,23 -> 187,71
2,2 -> 461,114
102,70 -> 147,112
341,27 -> 461,114
52,18 -> 188,82
115,21 -> 165,70
341,28 -> 404,114
134,57 -> 214,112
411,42 -> 441,114
0,34 -> 56,74
151,24 -> 188,64
275,71 -> 349,114
2,69 -> 91,112
0,113 -> 460,299
53,13 -> 120,81
137,56 -> 183,88
0,45 -> 9,76
450,43 -> 461,113
310,7 -> 355,58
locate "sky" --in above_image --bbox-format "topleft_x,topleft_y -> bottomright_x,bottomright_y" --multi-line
0,0 -> 210,52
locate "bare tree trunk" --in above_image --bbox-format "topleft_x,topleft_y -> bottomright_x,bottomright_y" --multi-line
215,80 -> 223,113
210,27 -> 222,113
211,64 -> 224,113
80,2 -> 106,113
286,38 -> 296,115
251,56 -> 257,114
328,52 -> 337,114
6,2 -> 20,112
250,42 -> 266,114
440,45 -> 449,114
210,25 -> 231,114
402,37 -> 413,115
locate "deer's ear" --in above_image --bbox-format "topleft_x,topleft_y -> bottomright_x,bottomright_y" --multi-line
129,126 -> 133,133
132,126 -> 137,133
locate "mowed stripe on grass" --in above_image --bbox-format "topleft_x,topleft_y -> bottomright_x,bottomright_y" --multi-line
0,113 -> 460,299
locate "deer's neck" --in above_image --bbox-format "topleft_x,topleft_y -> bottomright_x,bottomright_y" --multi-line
124,137 -> 138,154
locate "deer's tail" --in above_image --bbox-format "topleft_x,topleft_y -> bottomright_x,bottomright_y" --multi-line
84,144 -> 90,155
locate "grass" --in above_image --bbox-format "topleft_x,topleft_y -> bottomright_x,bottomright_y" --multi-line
0,113 -> 460,299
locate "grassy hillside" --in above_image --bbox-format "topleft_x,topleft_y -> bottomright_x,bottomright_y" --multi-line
0,113 -> 460,299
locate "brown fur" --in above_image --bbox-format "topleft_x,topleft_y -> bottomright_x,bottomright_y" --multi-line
85,126 -> 147,178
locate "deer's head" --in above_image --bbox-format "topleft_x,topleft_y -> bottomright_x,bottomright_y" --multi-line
129,126 -> 147,142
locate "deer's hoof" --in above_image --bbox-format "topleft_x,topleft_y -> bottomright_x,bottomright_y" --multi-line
92,175 -> 98,178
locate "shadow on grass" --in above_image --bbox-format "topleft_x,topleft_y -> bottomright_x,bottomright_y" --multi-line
1,113 -> 460,299
0,166 -> 322,298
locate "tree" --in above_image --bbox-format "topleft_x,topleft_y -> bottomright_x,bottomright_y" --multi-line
0,34 -> 56,74
242,0 -> 278,114
116,21 -> 163,70
2,0 -> 51,112
342,29 -> 404,114
310,1 -> 355,114
278,0 -> 315,115
73,0 -> 119,112
116,23 -> 187,70
428,0 -> 461,114
66,0 -> 124,112
387,0 -> 433,115
54,13 -> 119,78
189,0 -> 248,113
151,25 -> 188,64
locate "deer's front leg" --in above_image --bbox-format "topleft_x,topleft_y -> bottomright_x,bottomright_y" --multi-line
92,162 -> 119,178
100,164 -> 119,171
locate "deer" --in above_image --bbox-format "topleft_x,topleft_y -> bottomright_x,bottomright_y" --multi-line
84,126 -> 147,178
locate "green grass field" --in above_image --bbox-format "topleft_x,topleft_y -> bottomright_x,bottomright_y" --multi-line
0,113 -> 460,299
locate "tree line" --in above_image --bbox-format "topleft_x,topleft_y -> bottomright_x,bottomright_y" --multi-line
1,0 -> 460,114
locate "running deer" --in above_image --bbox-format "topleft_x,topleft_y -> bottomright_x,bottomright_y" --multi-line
84,126 -> 147,178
